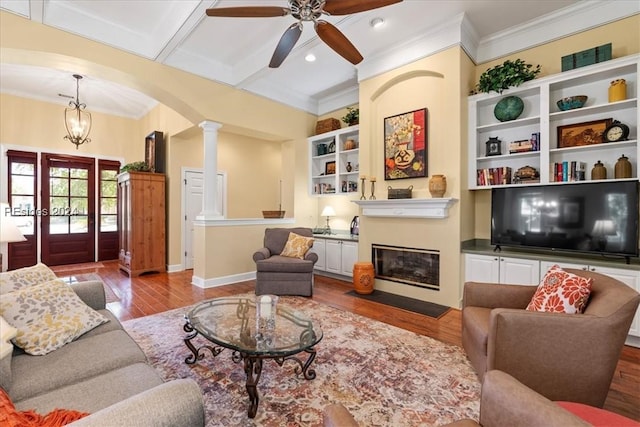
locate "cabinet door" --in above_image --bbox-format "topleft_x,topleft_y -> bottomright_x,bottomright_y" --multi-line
539,261 -> 588,276
499,256 -> 540,285
340,241 -> 358,277
309,239 -> 326,271
465,254 -> 499,283
591,266 -> 640,339
325,240 -> 342,274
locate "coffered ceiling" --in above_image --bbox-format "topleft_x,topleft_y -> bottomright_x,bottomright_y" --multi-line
0,0 -> 637,119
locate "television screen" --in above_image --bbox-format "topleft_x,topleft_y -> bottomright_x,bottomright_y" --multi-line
491,181 -> 639,258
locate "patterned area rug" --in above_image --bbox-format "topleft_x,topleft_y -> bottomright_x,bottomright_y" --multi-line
122,294 -> 480,426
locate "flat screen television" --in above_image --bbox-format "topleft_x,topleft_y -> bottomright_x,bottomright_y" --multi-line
491,181 -> 639,259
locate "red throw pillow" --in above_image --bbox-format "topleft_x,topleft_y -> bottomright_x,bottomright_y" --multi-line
557,401 -> 640,427
526,264 -> 592,314
0,388 -> 89,427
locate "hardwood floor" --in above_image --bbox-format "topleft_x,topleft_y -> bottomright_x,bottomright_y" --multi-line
58,260 -> 639,421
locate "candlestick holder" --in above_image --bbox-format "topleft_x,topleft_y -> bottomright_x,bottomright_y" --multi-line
369,180 -> 376,200
360,177 -> 367,200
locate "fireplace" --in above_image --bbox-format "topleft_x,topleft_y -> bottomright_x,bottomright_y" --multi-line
372,244 -> 440,290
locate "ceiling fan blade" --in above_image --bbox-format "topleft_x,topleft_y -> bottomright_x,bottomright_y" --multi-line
315,21 -> 363,65
206,6 -> 289,18
269,23 -> 303,68
323,0 -> 402,15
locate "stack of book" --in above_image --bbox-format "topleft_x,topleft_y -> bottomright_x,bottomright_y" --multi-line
477,167 -> 512,186
508,132 -> 540,154
551,161 -> 587,182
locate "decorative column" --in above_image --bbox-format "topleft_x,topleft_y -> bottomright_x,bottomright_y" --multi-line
198,120 -> 223,220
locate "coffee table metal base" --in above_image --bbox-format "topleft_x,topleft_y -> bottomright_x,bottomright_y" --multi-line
183,321 -> 317,418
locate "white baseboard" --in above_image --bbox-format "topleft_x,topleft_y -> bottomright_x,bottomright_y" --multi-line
191,271 -> 256,288
166,263 -> 183,273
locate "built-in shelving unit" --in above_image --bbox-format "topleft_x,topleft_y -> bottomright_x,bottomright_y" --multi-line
468,55 -> 639,189
309,125 -> 359,196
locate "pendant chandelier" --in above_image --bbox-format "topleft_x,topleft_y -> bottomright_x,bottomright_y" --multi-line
64,74 -> 92,149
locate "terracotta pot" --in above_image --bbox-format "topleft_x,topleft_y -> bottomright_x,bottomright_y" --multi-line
429,174 -> 447,198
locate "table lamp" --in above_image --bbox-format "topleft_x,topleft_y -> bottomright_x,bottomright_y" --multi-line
321,206 -> 336,235
0,203 -> 26,271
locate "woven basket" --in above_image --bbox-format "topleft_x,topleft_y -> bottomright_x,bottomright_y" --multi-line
315,118 -> 341,135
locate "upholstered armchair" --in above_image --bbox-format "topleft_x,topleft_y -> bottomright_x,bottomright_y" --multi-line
253,227 -> 317,297
462,268 -> 640,408
443,370 -> 638,427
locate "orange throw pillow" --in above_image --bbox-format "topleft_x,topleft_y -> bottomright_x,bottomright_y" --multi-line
526,264 -> 592,314
0,388 -> 89,427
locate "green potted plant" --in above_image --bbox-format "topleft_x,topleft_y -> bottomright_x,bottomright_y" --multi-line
472,59 -> 541,94
120,161 -> 151,173
341,107 -> 359,126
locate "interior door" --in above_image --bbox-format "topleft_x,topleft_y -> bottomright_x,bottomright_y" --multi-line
183,170 -> 225,270
41,153 -> 95,266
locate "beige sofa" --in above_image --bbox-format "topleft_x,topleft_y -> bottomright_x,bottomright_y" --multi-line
1,277 -> 205,426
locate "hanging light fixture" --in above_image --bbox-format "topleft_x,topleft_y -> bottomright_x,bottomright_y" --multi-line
64,74 -> 92,149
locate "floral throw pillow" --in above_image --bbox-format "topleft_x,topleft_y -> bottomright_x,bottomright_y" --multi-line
526,264 -> 592,314
0,279 -> 109,355
0,263 -> 58,295
280,233 -> 314,259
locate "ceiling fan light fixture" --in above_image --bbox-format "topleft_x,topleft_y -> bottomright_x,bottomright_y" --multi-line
370,17 -> 385,29
63,74 -> 92,149
305,53 -> 317,62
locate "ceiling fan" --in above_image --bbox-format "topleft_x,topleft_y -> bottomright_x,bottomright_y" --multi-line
206,0 -> 403,68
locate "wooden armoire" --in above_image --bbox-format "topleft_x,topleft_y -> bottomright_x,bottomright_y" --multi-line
117,171 -> 166,277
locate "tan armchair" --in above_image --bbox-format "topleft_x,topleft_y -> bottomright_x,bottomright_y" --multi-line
462,268 -> 640,408
253,227 -> 317,296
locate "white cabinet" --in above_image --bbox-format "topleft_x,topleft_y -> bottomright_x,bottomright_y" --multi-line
540,260 -> 640,341
340,241 -> 358,276
312,237 -> 358,278
465,254 -> 540,285
468,55 -> 639,189
309,125 -> 359,196
309,239 -> 326,270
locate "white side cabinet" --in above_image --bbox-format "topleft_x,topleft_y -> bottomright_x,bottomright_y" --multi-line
309,239 -> 326,271
540,261 -> 640,341
312,237 -> 358,278
465,253 -> 540,285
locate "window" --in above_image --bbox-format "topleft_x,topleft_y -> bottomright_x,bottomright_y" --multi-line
99,160 -> 120,232
7,151 -> 37,236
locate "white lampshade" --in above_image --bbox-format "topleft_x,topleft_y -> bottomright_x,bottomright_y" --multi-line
0,203 -> 26,243
592,219 -> 616,236
321,206 -> 336,217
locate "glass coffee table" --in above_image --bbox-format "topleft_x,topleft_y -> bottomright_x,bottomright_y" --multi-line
183,297 -> 323,418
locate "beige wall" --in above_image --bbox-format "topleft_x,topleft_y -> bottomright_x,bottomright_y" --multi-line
357,46 -> 470,308
1,93 -> 138,161
472,16 -> 640,239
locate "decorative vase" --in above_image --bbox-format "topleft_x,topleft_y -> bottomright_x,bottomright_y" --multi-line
591,161 -> 607,180
614,155 -> 632,179
393,142 -> 415,169
346,162 -> 353,172
493,96 -> 524,122
344,139 -> 357,150
429,174 -> 447,198
609,79 -> 627,102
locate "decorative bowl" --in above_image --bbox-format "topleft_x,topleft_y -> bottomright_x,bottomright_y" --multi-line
557,95 -> 588,111
494,96 -> 524,122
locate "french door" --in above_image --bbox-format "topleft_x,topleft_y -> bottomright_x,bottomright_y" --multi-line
41,153 -> 95,266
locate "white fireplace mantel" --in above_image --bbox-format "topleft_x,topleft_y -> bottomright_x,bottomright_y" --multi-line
352,198 -> 458,219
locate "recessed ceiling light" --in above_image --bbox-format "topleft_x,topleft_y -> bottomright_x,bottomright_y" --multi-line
305,53 -> 316,62
370,17 -> 384,29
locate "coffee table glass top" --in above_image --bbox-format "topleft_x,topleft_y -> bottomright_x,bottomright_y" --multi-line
185,297 -> 322,356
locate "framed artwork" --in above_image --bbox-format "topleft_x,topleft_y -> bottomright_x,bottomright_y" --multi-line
325,161 -> 336,175
384,108 -> 427,180
557,118 -> 612,148
145,131 -> 165,173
